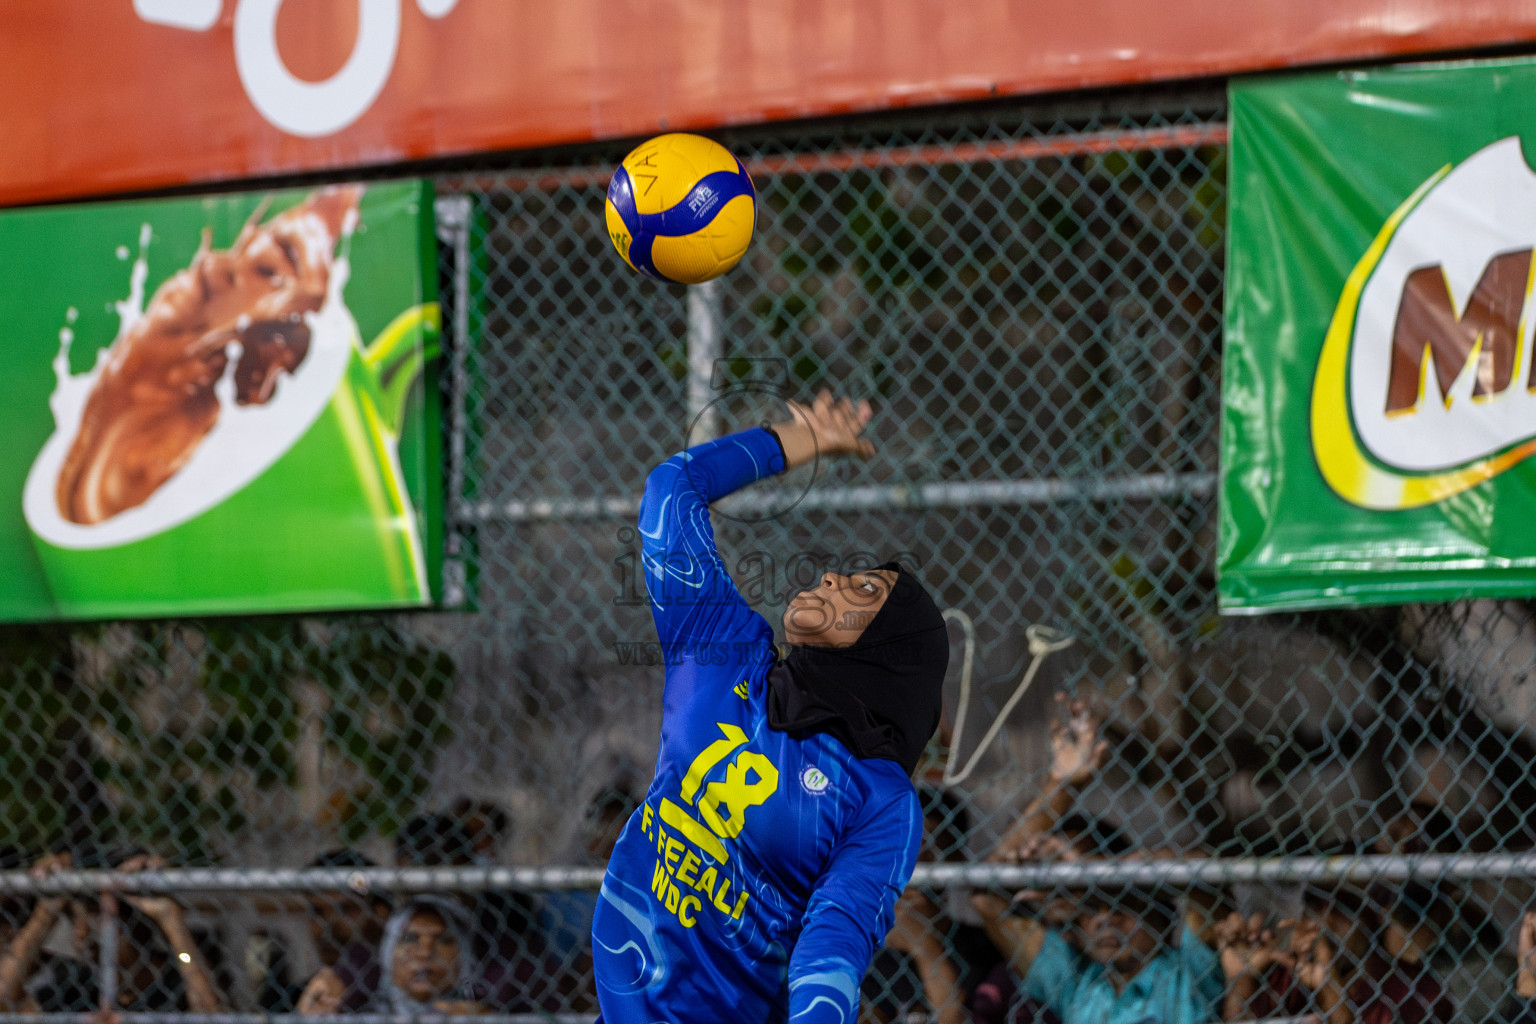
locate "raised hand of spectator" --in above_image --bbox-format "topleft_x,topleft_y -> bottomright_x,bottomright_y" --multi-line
113,854 -> 226,1013
970,890 -> 1010,927
0,852 -> 74,1009
1219,911 -> 1294,1022
297,967 -> 345,1017
1006,832 -> 1078,866
430,998 -> 488,1015
996,831 -> 1077,870
885,888 -> 967,1024
997,833 -> 1083,930
115,854 -> 182,925
1518,910 -> 1536,998
1048,695 -> 1108,788
1216,912 -> 1288,981
28,851 -> 71,916
1291,919 -> 1333,991
887,888 -> 942,956
1289,919 -> 1354,1024
985,696 -> 1111,870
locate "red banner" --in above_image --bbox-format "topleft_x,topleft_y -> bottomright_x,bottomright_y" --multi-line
5,0 -> 1536,207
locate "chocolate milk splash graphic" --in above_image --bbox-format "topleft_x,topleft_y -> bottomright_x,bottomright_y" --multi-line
55,187 -> 361,525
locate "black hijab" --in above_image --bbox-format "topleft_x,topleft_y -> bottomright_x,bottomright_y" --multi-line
766,562 -> 949,776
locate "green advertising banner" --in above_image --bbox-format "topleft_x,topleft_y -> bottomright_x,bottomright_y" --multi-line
0,181 -> 443,621
1221,58 -> 1536,612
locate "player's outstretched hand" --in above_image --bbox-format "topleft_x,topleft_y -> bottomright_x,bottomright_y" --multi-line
787,389 -> 875,459
771,388 -> 875,470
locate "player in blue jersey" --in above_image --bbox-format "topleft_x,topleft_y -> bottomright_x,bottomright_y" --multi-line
592,390 -> 951,1024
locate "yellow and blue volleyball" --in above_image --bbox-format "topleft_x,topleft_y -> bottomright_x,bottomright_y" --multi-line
605,133 -> 756,285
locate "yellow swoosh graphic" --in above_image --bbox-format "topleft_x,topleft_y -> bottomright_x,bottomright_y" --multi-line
1311,165 -> 1536,510
659,797 -> 729,863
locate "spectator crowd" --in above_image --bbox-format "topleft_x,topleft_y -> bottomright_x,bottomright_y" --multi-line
0,703 -> 1533,1023
0,786 -> 639,1019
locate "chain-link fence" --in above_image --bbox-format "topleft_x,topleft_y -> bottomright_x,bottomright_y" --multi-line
5,83 -> 1536,1023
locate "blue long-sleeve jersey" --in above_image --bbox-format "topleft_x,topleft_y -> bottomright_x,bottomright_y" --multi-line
593,428 -> 923,1024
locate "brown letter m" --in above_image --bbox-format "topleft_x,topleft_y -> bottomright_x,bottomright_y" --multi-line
1386,249 -> 1532,413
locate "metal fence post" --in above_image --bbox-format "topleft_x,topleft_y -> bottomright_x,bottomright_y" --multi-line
687,277 -> 722,442
98,899 -> 118,1015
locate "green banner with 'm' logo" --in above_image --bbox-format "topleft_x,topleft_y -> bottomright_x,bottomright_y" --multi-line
1222,58 -> 1536,612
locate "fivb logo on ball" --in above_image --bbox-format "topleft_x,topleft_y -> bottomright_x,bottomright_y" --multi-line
1313,137 -> 1536,510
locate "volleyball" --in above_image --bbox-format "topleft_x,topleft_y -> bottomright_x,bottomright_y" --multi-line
604,133 -> 756,285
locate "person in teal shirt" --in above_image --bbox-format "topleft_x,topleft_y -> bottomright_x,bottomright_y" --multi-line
970,694 -> 1227,1024
1003,884 -> 1224,1024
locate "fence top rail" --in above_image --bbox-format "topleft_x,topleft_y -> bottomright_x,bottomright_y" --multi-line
458,472 -> 1218,525
0,1013 -> 1299,1024
3,854 -> 1535,894
456,122 -> 1233,193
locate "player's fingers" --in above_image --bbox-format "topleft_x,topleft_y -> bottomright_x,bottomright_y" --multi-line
857,439 -> 876,459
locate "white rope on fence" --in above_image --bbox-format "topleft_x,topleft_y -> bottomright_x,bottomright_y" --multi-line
943,616 -> 1076,787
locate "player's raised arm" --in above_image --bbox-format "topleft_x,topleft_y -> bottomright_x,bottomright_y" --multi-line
636,389 -> 876,649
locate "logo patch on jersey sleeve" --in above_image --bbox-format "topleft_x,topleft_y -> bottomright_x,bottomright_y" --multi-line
800,765 -> 830,795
